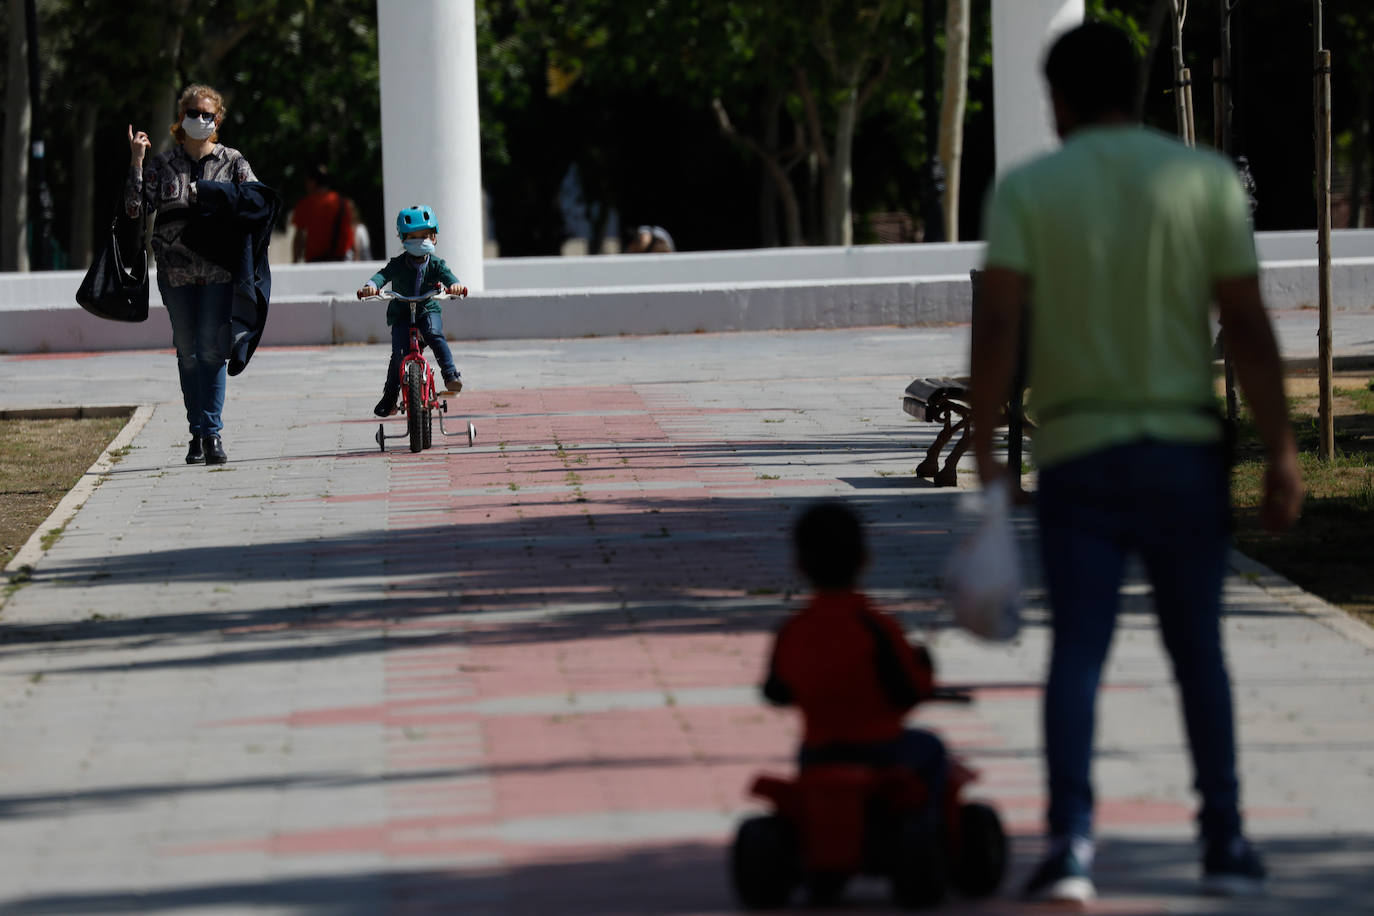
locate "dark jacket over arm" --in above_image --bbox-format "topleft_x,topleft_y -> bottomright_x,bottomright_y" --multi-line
183,180 -> 282,375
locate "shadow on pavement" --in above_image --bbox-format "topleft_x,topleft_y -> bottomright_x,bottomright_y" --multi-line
1,833 -> 1371,914
0,753 -> 794,823
0,486 -> 1321,674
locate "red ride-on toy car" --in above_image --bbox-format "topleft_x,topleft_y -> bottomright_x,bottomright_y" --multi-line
730,689 -> 1006,910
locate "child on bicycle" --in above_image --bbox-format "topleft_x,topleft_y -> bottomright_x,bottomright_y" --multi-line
763,501 -> 947,810
357,204 -> 468,418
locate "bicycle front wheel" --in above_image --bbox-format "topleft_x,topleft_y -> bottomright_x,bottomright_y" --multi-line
406,362 -> 425,453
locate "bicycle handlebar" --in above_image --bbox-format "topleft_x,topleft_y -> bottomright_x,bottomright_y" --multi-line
360,290 -> 454,302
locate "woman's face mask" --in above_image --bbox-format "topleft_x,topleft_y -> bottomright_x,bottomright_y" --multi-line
181,108 -> 217,141
403,238 -> 436,257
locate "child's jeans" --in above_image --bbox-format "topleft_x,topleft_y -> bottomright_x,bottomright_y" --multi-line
384,312 -> 458,392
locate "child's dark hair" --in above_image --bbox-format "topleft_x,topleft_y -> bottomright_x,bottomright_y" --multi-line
794,500 -> 865,589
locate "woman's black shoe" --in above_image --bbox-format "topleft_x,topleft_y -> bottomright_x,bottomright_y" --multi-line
186,438 -> 205,464
202,435 -> 228,465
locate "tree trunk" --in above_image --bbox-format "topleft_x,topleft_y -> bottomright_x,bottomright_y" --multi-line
825,85 -> 859,246
1136,0 -> 1170,120
2,0 -> 30,271
1352,79 -> 1371,228
147,0 -> 193,155
938,0 -> 970,241
70,107 -> 96,267
793,69 -> 828,246
712,96 -> 804,247
586,199 -> 606,255
759,96 -> 781,248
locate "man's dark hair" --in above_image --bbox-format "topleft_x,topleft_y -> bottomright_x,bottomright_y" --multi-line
307,164 -> 331,188
794,500 -> 865,590
1043,21 -> 1140,123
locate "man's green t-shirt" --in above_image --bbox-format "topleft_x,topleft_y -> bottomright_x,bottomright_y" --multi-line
982,125 -> 1259,469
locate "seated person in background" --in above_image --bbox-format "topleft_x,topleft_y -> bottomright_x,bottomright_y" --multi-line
763,501 -> 947,808
625,224 -> 676,253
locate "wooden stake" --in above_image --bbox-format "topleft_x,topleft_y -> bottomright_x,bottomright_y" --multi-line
1181,67 -> 1196,147
1169,0 -> 1190,143
1317,47 -> 1334,460
1213,58 -> 1240,423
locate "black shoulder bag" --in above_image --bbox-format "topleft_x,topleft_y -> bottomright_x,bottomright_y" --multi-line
75,205 -> 150,323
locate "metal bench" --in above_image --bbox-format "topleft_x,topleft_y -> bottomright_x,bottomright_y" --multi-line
900,269 -> 1030,489
903,377 -> 973,487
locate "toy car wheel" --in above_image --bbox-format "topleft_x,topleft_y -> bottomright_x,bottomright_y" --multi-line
951,802 -> 1006,899
890,814 -> 946,910
806,872 -> 849,907
731,814 -> 799,909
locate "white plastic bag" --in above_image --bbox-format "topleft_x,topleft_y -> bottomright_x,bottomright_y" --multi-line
944,478 -> 1023,641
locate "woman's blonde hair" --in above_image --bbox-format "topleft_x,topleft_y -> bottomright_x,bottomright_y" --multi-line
169,84 -> 224,145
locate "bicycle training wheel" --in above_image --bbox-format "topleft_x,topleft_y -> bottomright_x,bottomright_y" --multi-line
406,363 -> 425,453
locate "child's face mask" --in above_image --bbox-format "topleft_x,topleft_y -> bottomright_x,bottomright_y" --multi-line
403,238 -> 435,257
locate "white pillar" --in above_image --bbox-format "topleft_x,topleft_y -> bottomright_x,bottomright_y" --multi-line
377,0 -> 485,291
991,0 -> 1084,178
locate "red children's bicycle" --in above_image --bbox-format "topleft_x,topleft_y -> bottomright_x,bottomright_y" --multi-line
364,290 -> 476,454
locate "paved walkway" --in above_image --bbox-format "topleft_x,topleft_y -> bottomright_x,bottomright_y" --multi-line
1,315 -> 1372,915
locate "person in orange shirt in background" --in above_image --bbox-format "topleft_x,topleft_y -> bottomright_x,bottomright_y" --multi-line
291,164 -> 355,262
763,501 -> 947,808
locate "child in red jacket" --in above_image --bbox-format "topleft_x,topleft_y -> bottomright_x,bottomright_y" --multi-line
764,501 -> 947,798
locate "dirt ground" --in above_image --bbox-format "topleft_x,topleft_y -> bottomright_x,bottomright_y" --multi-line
0,415 -> 131,570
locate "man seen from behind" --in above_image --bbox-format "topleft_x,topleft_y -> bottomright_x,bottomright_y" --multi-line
971,21 -> 1303,905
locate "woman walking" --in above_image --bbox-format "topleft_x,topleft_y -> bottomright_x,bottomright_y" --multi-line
127,84 -> 257,465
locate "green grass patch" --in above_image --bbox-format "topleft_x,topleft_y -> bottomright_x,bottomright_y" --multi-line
1229,372 -> 1374,628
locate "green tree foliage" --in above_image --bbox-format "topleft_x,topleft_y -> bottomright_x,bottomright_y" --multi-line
7,0 -> 383,262
6,0 -> 1367,269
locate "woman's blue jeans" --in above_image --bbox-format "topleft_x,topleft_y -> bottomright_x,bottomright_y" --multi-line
1036,440 -> 1241,845
385,313 -> 457,392
160,280 -> 232,437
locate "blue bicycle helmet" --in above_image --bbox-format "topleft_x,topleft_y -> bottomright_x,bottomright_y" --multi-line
396,204 -> 438,237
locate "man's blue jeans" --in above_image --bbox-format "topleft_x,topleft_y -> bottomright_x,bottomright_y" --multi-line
385,313 -> 457,392
1036,440 -> 1241,845
160,280 -> 231,437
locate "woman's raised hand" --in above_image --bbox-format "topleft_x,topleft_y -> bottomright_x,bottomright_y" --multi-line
128,125 -> 151,166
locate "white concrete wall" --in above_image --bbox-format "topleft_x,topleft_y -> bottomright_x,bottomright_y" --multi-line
9,230 -> 1365,310
991,0 -> 1084,177
4,232 -> 1373,354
